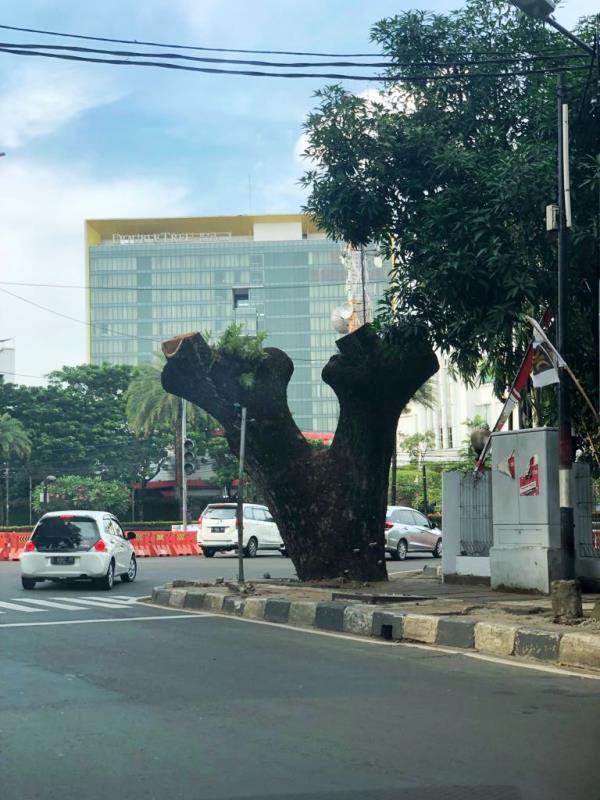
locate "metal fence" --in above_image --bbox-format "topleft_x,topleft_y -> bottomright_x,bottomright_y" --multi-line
575,466 -> 600,559
458,471 -> 493,556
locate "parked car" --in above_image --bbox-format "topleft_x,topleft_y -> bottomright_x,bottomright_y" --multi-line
384,505 -> 442,561
19,510 -> 137,590
197,503 -> 283,557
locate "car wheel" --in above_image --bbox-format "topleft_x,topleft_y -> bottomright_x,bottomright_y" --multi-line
95,560 -> 115,590
396,539 -> 408,561
389,546 -> 400,561
432,539 -> 442,558
121,556 -> 137,583
21,577 -> 36,590
244,537 -> 258,558
203,548 -> 215,558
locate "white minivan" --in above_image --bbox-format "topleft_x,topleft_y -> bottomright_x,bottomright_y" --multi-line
197,503 -> 283,557
19,510 -> 137,590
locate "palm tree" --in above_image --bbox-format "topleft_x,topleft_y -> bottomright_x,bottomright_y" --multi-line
0,413 -> 31,460
126,363 -> 201,518
411,379 -> 437,410
0,413 -> 31,526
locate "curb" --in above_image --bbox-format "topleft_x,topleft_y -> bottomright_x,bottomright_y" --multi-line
151,586 -> 600,673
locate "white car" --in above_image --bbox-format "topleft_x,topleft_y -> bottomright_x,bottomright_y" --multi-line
19,510 -> 137,591
384,505 -> 442,561
198,502 -> 283,558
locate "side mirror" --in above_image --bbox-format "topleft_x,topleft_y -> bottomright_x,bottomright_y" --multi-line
125,531 -> 137,540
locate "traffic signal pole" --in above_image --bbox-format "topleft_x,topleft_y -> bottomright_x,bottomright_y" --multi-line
181,399 -> 188,529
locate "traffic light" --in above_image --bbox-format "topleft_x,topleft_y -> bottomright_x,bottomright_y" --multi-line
183,438 -> 196,476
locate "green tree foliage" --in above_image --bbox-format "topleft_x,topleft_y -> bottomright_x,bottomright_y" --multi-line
0,365 -> 177,518
301,0 -> 598,452
0,413 -> 31,460
397,431 -> 436,463
32,475 -> 130,518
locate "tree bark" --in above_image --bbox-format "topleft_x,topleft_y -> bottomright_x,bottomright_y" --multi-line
161,324 -> 438,582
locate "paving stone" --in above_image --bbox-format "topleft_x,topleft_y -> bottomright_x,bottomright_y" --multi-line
559,632 -> 600,670
183,592 -> 207,610
203,593 -> 225,612
474,622 -> 517,656
152,588 -> 170,606
288,601 -> 317,628
314,602 -> 348,632
403,614 -> 439,643
243,597 -> 267,620
222,596 -> 245,615
514,627 -> 561,662
342,604 -> 376,636
436,617 -> 476,649
168,589 -> 187,608
264,599 -> 291,623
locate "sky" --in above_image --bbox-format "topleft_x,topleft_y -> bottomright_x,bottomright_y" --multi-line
0,0 -> 596,383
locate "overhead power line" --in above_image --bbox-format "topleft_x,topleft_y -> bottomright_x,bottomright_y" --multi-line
0,41 -> 587,70
0,22 -> 584,60
0,43 -> 589,81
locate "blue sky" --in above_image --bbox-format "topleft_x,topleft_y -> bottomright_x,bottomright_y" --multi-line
0,0 -> 594,380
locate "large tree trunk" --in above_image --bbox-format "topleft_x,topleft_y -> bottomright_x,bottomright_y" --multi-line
162,324 -> 437,582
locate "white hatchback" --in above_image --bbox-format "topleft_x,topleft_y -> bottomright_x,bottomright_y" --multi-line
19,510 -> 137,591
198,503 -> 283,558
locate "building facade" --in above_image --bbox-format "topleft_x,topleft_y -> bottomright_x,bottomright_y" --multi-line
86,215 -> 387,433
396,354 -> 506,462
0,339 -> 15,383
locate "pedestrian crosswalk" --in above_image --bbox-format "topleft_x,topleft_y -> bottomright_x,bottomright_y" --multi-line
0,595 -> 140,614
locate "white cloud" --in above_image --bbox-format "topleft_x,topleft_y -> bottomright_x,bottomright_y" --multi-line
0,64 -> 124,149
0,159 -> 190,382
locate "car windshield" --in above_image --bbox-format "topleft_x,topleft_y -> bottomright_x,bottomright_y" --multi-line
203,506 -> 237,520
32,517 -> 100,552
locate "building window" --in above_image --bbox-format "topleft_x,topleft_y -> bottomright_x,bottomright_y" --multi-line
447,426 -> 453,448
233,288 -> 250,309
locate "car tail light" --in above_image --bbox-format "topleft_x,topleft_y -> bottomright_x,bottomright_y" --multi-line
197,515 -> 203,526
384,521 -> 393,530
24,541 -> 36,552
93,539 -> 107,552
59,513 -> 74,520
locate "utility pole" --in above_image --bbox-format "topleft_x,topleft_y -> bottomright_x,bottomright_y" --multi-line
390,445 -> 397,505
360,246 -> 367,324
4,463 -> 8,526
557,72 -> 575,577
422,463 -> 428,515
236,406 -> 247,584
181,399 -> 188,529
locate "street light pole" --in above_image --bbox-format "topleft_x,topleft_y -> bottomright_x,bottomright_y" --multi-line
556,72 -> 575,577
236,406 -> 247,584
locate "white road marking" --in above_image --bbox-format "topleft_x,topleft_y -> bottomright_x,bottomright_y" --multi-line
89,595 -> 139,603
54,597 -> 133,609
0,600 -> 44,613
0,614 -> 215,629
10,598 -> 88,611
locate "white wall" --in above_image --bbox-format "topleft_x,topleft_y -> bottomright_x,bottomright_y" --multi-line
397,353 -> 506,462
253,222 -> 303,241
0,345 -> 15,383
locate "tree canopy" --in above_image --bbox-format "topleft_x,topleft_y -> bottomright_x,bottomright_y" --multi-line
301,0 -> 599,452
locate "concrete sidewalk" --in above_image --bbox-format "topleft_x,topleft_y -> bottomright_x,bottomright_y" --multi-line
149,568 -> 600,673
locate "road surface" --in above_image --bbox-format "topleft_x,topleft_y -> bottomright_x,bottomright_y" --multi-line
0,556 -> 598,799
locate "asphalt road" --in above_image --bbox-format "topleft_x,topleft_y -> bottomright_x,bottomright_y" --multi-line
1,599 -> 599,800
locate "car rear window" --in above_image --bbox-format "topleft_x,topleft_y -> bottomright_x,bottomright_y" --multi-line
203,506 -> 237,520
32,517 -> 100,552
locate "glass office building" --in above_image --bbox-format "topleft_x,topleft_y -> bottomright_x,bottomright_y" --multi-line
86,215 -> 387,433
